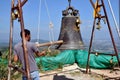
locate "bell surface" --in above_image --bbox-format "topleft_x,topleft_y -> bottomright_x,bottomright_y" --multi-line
57,16 -> 84,50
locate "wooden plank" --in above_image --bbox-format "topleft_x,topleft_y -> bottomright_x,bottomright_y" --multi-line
36,40 -> 63,47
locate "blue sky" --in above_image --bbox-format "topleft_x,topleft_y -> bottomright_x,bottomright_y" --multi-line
0,0 -> 119,43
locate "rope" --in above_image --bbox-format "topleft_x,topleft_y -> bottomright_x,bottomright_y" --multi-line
49,22 -> 55,42
44,0 -> 55,42
107,0 -> 120,39
37,0 -> 42,43
36,0 -> 55,44
44,0 -> 51,22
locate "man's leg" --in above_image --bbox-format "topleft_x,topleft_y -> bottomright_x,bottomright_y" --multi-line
22,76 -> 27,80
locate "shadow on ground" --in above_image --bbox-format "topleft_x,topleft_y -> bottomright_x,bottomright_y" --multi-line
53,74 -> 74,80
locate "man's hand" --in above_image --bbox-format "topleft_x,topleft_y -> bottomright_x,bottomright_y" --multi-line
40,50 -> 46,56
13,55 -> 18,62
36,50 -> 46,57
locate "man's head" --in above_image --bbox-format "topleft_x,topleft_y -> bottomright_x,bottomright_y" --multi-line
20,29 -> 31,41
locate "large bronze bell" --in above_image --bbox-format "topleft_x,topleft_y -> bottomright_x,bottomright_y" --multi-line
57,0 -> 84,50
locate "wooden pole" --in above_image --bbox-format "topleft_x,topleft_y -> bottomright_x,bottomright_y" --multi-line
90,0 -> 100,18
86,18 -> 96,73
101,0 -> 120,66
18,0 -> 31,79
8,64 -> 26,75
36,40 -> 63,47
8,0 -> 14,80
86,0 -> 120,73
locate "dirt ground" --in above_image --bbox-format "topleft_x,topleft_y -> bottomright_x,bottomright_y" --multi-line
40,69 -> 103,80
15,63 -> 120,80
40,63 -> 120,80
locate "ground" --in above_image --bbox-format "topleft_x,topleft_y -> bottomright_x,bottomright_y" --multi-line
16,63 -> 120,80
40,63 -> 102,80
40,63 -> 120,80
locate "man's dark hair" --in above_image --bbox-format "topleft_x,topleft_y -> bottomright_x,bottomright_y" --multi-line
20,29 -> 30,38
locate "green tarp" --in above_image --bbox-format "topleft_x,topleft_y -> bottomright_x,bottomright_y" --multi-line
36,50 -> 76,70
75,50 -> 117,68
36,50 -> 118,71
0,50 -> 118,71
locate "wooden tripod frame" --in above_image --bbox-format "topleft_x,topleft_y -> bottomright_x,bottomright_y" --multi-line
86,0 -> 120,73
7,0 -> 31,80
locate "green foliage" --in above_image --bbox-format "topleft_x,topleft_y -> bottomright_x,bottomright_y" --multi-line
45,49 -> 60,57
0,49 -> 8,79
1,49 -> 9,59
0,48 -> 61,79
0,49 -> 22,79
0,58 -> 8,79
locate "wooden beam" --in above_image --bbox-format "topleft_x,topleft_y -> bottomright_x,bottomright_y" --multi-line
8,64 -> 26,75
36,40 -> 63,47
